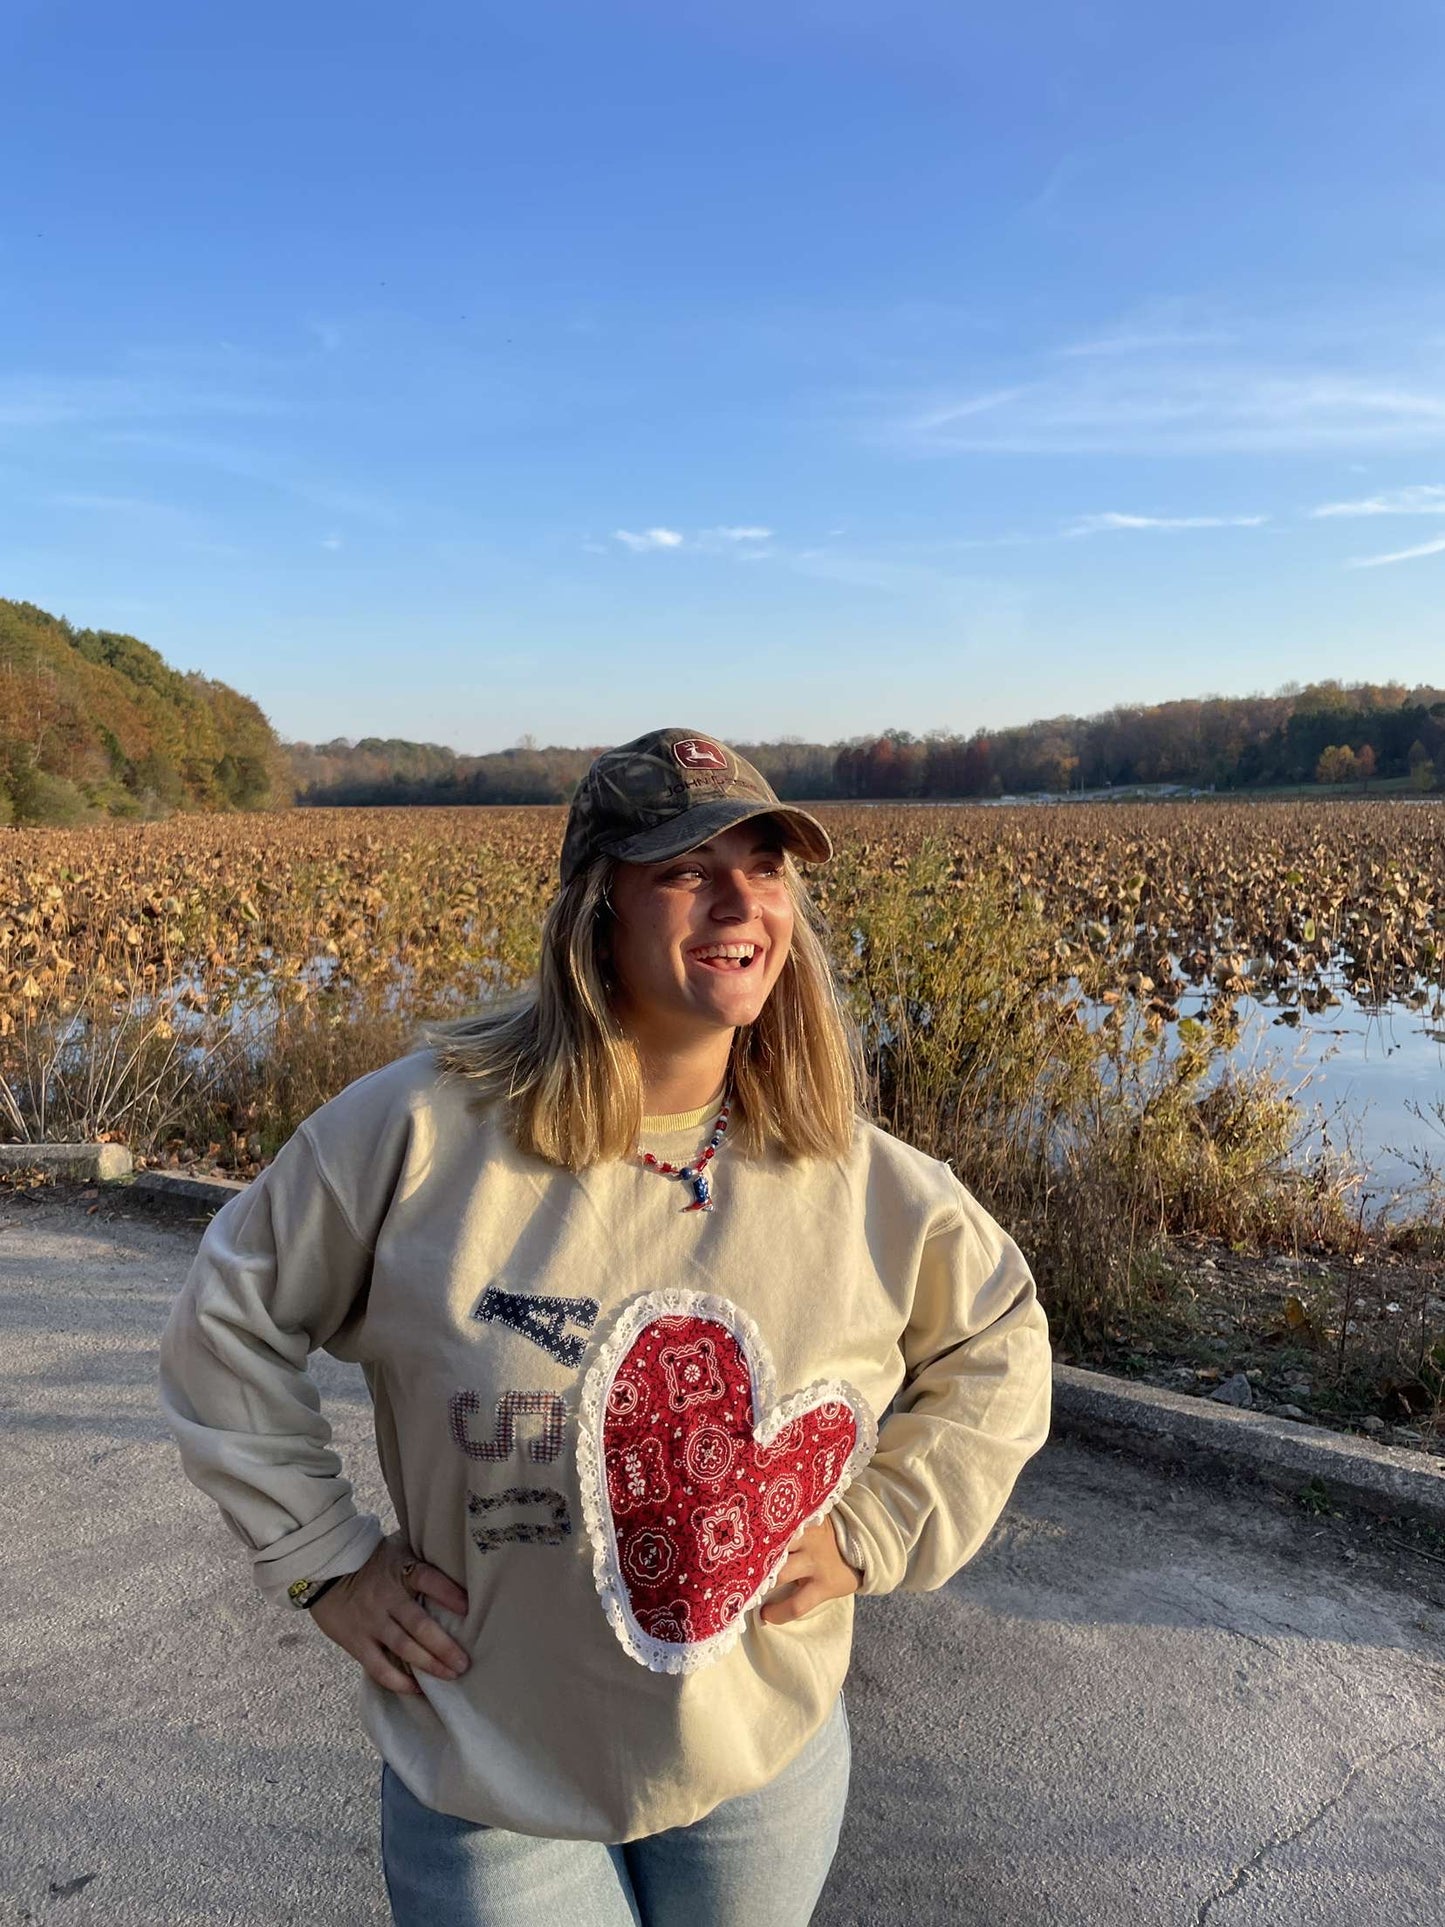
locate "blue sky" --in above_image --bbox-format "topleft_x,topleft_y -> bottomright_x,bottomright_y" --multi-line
4,1 -> 1444,751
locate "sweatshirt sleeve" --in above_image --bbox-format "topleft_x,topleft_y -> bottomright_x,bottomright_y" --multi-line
830,1181 -> 1051,1596
157,1120 -> 386,1606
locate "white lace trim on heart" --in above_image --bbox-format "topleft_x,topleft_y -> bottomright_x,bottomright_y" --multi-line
575,1287 -> 879,1675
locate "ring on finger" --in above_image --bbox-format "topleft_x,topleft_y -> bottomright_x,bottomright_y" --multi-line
399,1558 -> 418,1590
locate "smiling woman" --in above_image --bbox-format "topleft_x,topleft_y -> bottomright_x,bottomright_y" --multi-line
405,730 -> 860,1175
157,726 -> 1052,1927
604,824 -> 796,1113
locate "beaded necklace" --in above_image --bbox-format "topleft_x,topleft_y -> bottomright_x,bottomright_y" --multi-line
636,1099 -> 731,1212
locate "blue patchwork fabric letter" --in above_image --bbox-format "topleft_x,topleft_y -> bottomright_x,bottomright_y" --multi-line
473,1287 -> 600,1368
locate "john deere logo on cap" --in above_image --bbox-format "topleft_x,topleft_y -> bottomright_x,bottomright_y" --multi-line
672,737 -> 729,772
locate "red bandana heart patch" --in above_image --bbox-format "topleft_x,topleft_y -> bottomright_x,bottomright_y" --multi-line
577,1291 -> 876,1672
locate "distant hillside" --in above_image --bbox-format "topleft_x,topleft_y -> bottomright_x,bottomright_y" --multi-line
0,598 -> 292,826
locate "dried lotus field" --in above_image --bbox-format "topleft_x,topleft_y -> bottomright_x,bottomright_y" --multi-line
3,798 -> 1443,1430
5,796 -> 1441,1043
823,797 -> 1445,1013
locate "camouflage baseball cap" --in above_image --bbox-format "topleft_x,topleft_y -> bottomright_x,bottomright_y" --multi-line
560,727 -> 833,886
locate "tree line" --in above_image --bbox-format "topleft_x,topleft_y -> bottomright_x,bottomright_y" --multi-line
294,684 -> 1445,806
4,594 -> 1441,825
824,683 -> 1445,798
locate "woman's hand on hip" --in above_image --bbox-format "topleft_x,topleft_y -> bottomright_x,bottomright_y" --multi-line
759,1521 -> 861,1626
309,1529 -> 471,1695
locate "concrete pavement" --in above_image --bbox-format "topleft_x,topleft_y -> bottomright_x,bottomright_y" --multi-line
2,1185 -> 1441,1925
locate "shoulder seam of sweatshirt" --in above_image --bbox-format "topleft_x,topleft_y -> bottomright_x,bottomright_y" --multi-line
297,1118 -> 376,1254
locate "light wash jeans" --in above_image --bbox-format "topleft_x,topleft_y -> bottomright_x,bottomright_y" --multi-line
380,1692 -> 851,1927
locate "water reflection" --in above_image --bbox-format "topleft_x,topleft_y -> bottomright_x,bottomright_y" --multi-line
1084,971 -> 1445,1214
1185,987 -> 1445,1207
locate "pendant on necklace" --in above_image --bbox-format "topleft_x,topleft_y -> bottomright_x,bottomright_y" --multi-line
684,1168 -> 711,1212
637,1101 -> 730,1212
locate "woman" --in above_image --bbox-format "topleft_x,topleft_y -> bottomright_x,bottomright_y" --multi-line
159,726 -> 1051,1926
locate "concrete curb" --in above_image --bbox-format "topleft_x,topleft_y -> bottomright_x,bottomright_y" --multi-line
0,1146 -> 247,1208
1053,1363 -> 1445,1531
126,1169 -> 249,1207
0,1142 -> 132,1181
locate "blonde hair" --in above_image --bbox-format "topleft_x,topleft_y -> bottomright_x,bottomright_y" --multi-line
413,847 -> 865,1170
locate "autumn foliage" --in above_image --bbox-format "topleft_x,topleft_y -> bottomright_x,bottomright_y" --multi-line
5,595 -> 1444,820
0,598 -> 292,826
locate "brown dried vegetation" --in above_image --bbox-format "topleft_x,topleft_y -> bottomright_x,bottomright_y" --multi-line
2,799 -> 1441,1430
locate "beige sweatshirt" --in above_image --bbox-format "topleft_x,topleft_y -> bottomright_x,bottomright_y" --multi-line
158,1048 -> 1050,1841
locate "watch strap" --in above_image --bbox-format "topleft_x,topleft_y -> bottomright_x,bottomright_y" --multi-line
287,1573 -> 345,1610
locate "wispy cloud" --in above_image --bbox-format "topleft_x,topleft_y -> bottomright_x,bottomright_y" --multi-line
1056,329 -> 1239,359
1021,153 -> 1083,219
607,525 -> 776,555
613,527 -> 684,552
1310,484 -> 1445,518
49,491 -> 188,517
43,489 -> 240,555
1066,511 -> 1269,536
102,432 -> 403,525
0,374 -> 276,429
782,546 -> 1031,639
906,388 -> 1029,436
881,344 -> 1445,456
1348,532 -> 1445,568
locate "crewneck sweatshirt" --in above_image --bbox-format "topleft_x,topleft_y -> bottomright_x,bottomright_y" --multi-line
158,1048 -> 1051,1841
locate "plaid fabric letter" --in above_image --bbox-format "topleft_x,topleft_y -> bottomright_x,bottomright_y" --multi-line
450,1390 -> 566,1463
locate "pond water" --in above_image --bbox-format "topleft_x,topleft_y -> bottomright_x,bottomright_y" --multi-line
1163,981 -> 1445,1212
26,930 -> 1444,1218
166,952 -> 1445,1207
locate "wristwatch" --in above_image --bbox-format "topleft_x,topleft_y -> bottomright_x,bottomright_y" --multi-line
287,1574 -> 344,1610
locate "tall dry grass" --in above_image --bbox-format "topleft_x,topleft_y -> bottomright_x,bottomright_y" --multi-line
818,839 -> 1364,1349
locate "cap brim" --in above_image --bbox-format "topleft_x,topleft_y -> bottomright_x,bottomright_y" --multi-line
602,799 -> 833,868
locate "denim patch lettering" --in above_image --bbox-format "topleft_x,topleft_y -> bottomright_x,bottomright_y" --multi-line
474,1286 -> 601,1367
